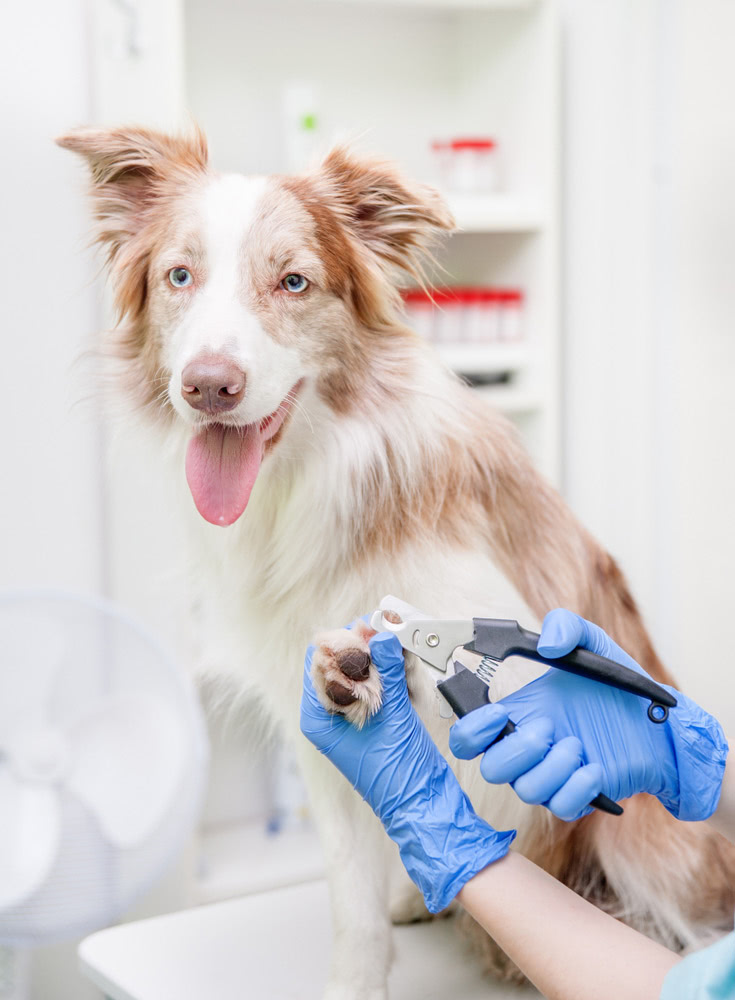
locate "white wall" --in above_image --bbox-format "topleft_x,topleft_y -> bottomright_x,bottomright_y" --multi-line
561,0 -> 735,734
665,0 -> 735,726
1,0 -> 104,597
0,4 -> 196,997
1,4 -> 107,995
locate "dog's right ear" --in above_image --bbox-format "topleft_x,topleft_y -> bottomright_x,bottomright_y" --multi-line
57,125 -> 208,234
56,126 -> 208,316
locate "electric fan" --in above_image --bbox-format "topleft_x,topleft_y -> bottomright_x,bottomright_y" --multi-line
0,590 -> 208,998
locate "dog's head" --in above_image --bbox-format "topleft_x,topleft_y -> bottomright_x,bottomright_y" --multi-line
58,126 -> 453,525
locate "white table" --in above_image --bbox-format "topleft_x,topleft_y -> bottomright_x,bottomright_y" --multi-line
79,880 -> 539,999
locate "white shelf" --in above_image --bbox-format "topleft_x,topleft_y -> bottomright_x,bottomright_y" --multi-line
447,194 -> 547,233
473,384 -> 544,414
437,342 -> 531,373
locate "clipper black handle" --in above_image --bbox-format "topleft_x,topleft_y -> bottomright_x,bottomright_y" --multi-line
437,668 -> 623,817
471,619 -> 677,724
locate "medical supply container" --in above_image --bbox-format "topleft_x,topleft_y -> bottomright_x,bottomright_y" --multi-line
402,287 -> 524,345
431,138 -> 499,194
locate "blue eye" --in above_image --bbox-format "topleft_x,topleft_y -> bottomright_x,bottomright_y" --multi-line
169,267 -> 192,288
281,273 -> 309,294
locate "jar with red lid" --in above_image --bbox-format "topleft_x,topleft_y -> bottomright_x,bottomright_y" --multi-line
498,289 -> 524,341
431,138 -> 498,195
402,290 -> 434,341
432,288 -> 463,343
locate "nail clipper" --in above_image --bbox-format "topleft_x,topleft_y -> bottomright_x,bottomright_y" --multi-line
370,595 -> 677,817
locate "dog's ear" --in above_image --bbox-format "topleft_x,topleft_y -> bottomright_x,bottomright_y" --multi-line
56,126 -> 208,316
316,146 -> 454,280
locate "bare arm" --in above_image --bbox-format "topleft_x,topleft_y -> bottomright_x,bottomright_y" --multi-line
709,749 -> 735,843
458,852 -> 679,1000
457,749 -> 732,1000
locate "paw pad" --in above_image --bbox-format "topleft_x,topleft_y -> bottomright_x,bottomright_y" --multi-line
310,623 -> 384,728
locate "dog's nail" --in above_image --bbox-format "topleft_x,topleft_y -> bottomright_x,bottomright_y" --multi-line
339,649 -> 372,681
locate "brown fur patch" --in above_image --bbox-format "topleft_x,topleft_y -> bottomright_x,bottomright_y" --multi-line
279,176 -> 355,301
281,152 -> 454,417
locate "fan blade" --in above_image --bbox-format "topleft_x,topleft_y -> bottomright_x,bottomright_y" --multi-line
66,695 -> 188,849
0,608 -> 66,733
0,764 -> 60,910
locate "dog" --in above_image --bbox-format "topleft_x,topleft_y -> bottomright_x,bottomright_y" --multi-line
59,125 -> 735,999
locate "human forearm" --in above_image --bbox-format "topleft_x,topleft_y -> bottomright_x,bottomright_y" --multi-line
709,748 -> 735,843
458,852 -> 679,1000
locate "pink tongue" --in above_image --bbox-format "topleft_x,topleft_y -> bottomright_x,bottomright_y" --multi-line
185,424 -> 264,526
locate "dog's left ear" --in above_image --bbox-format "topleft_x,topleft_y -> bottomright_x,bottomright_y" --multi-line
317,146 -> 455,279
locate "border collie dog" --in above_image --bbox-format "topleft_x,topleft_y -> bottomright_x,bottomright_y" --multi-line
60,126 -> 734,999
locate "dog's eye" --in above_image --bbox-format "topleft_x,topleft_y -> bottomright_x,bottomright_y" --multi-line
169,267 -> 193,288
281,273 -> 309,294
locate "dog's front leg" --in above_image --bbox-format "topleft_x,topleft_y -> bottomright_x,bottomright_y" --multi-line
296,739 -> 393,1000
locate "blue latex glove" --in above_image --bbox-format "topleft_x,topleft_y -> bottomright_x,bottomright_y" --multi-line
449,609 -> 728,823
301,629 -> 515,913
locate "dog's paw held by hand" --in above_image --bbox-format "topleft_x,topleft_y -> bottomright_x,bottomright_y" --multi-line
311,621 -> 382,727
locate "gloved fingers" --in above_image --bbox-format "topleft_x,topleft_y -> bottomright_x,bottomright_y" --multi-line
479,716 -> 555,785
448,703 -> 512,760
302,645 -> 344,714
511,735 -> 584,805
576,619 -> 643,674
368,632 -> 409,701
538,609 -> 644,676
546,762 -> 605,821
300,656 -> 348,747
537,608 -> 585,658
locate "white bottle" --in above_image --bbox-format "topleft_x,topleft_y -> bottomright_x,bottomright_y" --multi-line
282,82 -> 321,172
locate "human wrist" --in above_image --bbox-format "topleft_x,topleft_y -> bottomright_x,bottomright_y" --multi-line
383,756 -> 515,913
659,686 -> 729,821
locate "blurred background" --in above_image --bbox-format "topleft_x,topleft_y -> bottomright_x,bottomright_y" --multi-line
2,0 -> 735,996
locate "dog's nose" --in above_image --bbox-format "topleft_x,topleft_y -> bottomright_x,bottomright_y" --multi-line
181,355 -> 246,414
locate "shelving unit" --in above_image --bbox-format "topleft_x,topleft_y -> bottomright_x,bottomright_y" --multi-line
185,0 -> 561,482
436,342 -> 532,374
447,193 -> 547,232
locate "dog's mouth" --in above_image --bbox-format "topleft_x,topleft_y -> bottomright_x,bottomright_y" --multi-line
185,380 -> 303,526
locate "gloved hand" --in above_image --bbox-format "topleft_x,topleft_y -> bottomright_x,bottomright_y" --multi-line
449,609 -> 728,822
301,628 -> 515,913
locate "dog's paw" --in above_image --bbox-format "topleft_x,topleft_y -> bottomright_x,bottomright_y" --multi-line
310,621 -> 382,728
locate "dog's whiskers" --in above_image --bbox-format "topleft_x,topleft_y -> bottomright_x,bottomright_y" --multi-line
284,390 -> 314,434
